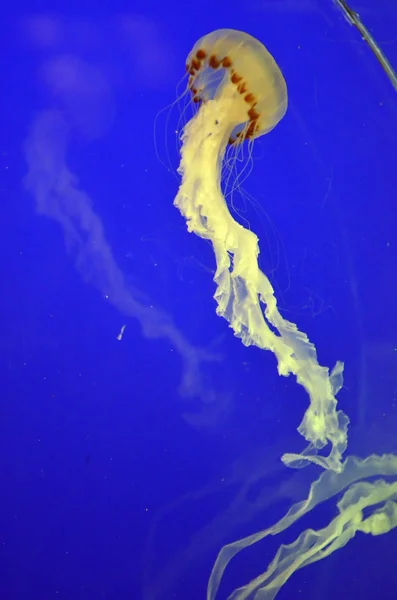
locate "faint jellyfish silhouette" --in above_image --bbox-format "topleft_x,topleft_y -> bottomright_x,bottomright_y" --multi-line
24,49 -> 226,418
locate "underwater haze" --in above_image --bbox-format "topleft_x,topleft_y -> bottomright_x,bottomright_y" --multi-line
1,1 -> 397,599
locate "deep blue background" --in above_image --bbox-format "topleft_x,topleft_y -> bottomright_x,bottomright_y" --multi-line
1,2 -> 397,599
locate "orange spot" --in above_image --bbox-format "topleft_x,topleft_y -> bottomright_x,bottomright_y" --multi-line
246,120 -> 258,138
248,107 -> 259,120
244,93 -> 255,104
192,58 -> 200,71
209,55 -> 220,69
231,72 -> 242,84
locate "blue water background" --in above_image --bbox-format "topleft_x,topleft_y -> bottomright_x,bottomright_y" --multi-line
1,2 -> 397,599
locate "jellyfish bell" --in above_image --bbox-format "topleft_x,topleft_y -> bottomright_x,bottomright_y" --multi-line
186,29 -> 288,144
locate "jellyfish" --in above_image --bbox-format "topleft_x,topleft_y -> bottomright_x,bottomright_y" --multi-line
174,29 -> 349,473
208,452 -> 397,600
173,29 -> 397,599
